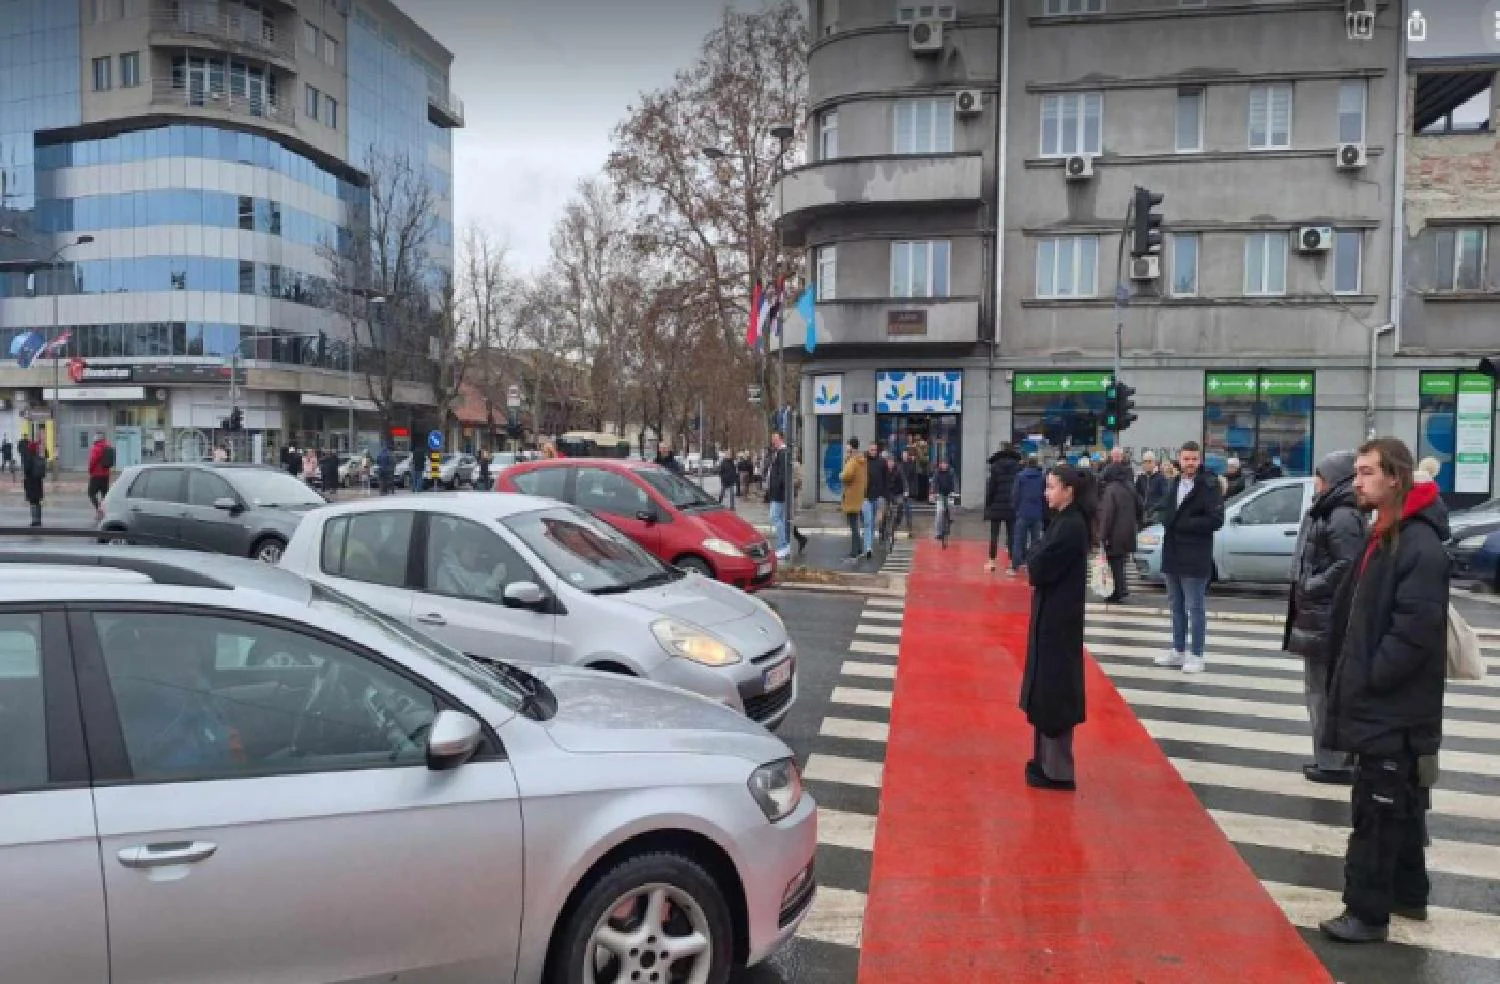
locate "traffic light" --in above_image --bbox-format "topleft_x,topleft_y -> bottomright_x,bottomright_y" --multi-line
1104,381 -> 1138,433
1130,187 -> 1165,258
227,407 -> 244,431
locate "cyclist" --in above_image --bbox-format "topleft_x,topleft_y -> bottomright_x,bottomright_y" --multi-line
932,458 -> 956,547
880,450 -> 907,551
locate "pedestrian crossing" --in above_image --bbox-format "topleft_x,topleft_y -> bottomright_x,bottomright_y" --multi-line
1083,601 -> 1500,967
878,536 -> 914,575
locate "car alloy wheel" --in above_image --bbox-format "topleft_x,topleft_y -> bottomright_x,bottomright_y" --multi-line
585,882 -> 713,984
254,540 -> 284,564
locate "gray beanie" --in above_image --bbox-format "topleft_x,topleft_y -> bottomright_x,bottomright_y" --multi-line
1315,450 -> 1357,487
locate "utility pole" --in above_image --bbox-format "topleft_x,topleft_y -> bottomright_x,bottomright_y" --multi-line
770,122 -> 795,542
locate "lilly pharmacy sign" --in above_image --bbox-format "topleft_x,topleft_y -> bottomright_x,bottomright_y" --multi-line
876,370 -> 963,414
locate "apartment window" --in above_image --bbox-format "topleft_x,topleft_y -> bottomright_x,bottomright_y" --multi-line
819,110 -> 839,160
1044,0 -> 1104,13
1040,92 -> 1103,157
1175,88 -> 1204,152
325,96 -> 338,129
1171,234 -> 1199,297
891,241 -> 951,298
92,56 -> 112,92
1331,230 -> 1363,294
237,196 -> 253,231
322,33 -> 338,67
1035,236 -> 1099,298
817,246 -> 837,300
1248,84 -> 1293,150
1338,80 -> 1367,144
896,3 -> 955,21
119,51 -> 140,89
1244,232 -> 1289,296
305,84 -> 320,121
894,98 -> 955,154
302,19 -> 319,54
1429,227 -> 1486,291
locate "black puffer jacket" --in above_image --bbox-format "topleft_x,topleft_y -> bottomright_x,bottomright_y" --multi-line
1284,452 -> 1365,657
984,448 -> 1021,520
1323,480 -> 1450,757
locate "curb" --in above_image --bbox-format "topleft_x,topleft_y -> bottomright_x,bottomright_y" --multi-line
773,567 -> 906,595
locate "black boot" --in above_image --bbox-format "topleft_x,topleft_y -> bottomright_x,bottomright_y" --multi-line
1319,910 -> 1388,943
29,503 -> 41,528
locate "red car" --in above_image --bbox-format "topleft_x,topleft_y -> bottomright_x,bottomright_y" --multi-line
496,458 -> 777,591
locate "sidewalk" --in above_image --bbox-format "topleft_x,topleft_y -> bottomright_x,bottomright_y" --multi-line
856,537 -> 1331,983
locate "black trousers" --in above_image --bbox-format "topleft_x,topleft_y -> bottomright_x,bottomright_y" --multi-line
1344,753 -> 1430,926
1107,553 -> 1129,600
846,513 -> 861,557
988,517 -> 1014,561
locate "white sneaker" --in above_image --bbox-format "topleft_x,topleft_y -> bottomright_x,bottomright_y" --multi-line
1182,655 -> 1206,674
1154,650 -> 1186,668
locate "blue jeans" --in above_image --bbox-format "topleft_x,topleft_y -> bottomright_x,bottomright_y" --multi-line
1164,574 -> 1209,656
769,501 -> 788,553
1012,516 -> 1044,570
861,499 -> 877,554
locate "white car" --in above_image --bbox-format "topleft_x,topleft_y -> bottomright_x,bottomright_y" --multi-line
1135,476 -> 1316,585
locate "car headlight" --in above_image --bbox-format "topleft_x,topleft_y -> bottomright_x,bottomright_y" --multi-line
748,758 -> 803,822
702,538 -> 746,558
651,618 -> 742,666
1457,534 -> 1489,550
1138,532 -> 1161,547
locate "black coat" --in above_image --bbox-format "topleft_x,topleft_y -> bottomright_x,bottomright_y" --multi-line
864,454 -> 887,502
1323,486 -> 1450,757
1097,465 -> 1139,557
764,447 -> 788,503
984,451 -> 1021,520
20,445 -> 43,504
933,467 -> 955,497
1134,470 -> 1167,521
1020,504 -> 1089,735
1283,478 -> 1366,657
718,457 -> 738,487
1159,472 -> 1225,579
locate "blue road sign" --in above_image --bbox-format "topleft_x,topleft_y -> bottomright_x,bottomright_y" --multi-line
427,430 -> 444,451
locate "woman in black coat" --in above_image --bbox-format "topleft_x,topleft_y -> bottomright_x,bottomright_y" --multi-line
984,444 -> 1022,571
19,439 -> 45,527
1019,462 -> 1096,791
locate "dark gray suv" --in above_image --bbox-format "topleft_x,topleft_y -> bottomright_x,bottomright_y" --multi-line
99,463 -> 327,563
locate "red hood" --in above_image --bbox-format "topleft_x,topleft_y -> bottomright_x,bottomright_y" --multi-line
1403,479 -> 1440,520
694,506 -> 766,547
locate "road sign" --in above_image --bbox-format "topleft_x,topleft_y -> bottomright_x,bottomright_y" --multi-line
506,385 -> 521,408
426,430 -> 444,451
428,451 -> 441,483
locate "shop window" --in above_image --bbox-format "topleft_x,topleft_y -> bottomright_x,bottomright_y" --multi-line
1418,372 -> 1495,497
1009,372 -> 1113,457
1203,371 -> 1314,478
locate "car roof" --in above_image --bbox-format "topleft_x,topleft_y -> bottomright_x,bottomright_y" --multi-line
525,458 -> 659,473
301,489 -> 559,519
123,462 -> 282,473
0,542 -> 314,604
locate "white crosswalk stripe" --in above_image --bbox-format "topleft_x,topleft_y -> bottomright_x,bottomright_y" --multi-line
1085,604 -> 1500,965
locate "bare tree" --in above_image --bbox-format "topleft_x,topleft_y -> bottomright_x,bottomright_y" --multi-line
459,227 -> 517,445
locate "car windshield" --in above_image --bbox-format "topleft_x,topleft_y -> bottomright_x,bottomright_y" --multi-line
639,468 -> 717,510
227,469 -> 326,508
504,505 -> 675,594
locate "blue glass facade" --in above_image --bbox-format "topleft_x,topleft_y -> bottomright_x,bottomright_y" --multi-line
0,0 -> 81,242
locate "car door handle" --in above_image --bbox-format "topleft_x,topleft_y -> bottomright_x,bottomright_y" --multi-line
117,840 -> 218,869
1284,530 -> 1298,536
415,612 -> 447,626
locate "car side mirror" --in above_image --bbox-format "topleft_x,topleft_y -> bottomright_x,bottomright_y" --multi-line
213,496 -> 241,513
1230,513 -> 1243,525
502,581 -> 546,610
426,710 -> 482,771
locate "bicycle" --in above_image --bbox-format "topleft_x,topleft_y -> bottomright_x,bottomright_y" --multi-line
933,493 -> 951,548
879,497 -> 902,553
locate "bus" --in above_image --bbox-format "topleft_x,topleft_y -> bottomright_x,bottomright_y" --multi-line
556,431 -> 633,459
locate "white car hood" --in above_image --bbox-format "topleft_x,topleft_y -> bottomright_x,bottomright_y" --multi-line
616,573 -> 759,627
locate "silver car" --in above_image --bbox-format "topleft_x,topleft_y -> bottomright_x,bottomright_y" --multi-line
1135,476 -> 1316,585
279,493 -> 798,727
0,545 -> 816,984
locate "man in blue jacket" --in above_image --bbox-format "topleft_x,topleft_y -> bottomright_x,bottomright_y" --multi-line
1009,454 -> 1047,575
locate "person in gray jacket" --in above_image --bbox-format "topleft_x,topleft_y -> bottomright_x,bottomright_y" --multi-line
1283,450 -> 1366,784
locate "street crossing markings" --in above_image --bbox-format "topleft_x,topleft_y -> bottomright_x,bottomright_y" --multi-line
1086,602 -> 1284,624
817,808 -> 878,853
853,623 -> 903,638
830,686 -> 894,710
1085,609 -> 1286,636
865,596 -> 906,609
841,661 -> 897,681
1084,624 -> 1285,651
820,716 -> 891,744
849,638 -> 901,658
860,608 -> 904,622
1263,881 -> 1500,962
803,753 -> 884,789
796,886 -> 867,949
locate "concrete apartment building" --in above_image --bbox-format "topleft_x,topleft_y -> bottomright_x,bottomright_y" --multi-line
781,0 -> 1496,509
0,0 -> 461,469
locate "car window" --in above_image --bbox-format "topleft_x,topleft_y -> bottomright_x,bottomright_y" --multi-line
639,468 -> 716,509
92,612 -> 439,781
227,468 -> 326,507
1239,484 -> 1305,526
320,511 -> 414,588
0,614 -> 45,793
423,514 -> 535,604
511,467 -> 568,500
575,467 -> 651,516
506,506 -> 668,594
186,470 -> 236,508
129,468 -> 184,503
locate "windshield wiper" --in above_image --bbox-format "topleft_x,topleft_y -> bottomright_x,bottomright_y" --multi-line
467,653 -> 547,718
588,569 -> 679,595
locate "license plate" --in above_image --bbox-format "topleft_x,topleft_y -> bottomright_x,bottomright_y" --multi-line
763,659 -> 793,691
756,562 -> 772,576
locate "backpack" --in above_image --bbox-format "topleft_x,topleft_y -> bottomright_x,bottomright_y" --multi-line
100,444 -> 116,469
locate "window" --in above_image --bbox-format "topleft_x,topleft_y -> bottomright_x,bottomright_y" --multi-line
1171,233 -> 1199,297
894,98 -> 955,154
511,467 -> 569,500
1239,484 -> 1305,526
186,470 -> 235,508
1035,236 -> 1099,298
320,511 -> 414,588
574,468 -> 652,517
1176,88 -> 1204,152
819,110 -> 839,160
305,84 -> 320,121
322,32 -> 338,66
1338,79 -> 1367,144
1333,230 -> 1362,295
890,240 -> 952,298
302,19 -> 319,54
1244,232 -> 1288,296
92,612 -> 438,781
237,195 -> 253,230
92,56 -> 112,92
0,614 -> 45,793
1248,84 -> 1293,150
1044,0 -> 1104,13
128,468 -> 184,502
423,515 -> 534,605
325,96 -> 338,129
1429,227 -> 1486,291
506,506 -> 667,596
1040,92 -> 1103,157
896,3 -> 956,21
817,246 -> 837,300
120,51 -> 140,88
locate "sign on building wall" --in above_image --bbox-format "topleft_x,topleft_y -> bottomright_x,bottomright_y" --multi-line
1455,373 -> 1495,495
876,370 -> 962,413
813,375 -> 843,415
1015,372 -> 1113,394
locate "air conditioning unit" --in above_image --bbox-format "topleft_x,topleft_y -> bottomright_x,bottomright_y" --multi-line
1063,154 -> 1094,180
909,19 -> 943,54
1130,255 -> 1161,281
955,89 -> 983,117
1336,142 -> 1367,169
1296,226 -> 1334,252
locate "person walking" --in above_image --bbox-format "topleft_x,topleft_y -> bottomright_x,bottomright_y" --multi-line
1010,454 -> 1047,576
319,448 -> 341,498
1019,462 -> 1096,791
376,443 -> 395,496
932,459 -> 955,546
880,451 -> 906,549
1155,441 -> 1224,674
1,436 -> 13,481
409,445 -> 425,493
898,449 -> 919,532
1134,451 -> 1168,525
86,434 -> 115,519
1224,457 -> 1249,498
1318,437 -> 1449,944
1096,460 -> 1140,603
1283,450 -> 1365,785
20,439 -> 45,527
764,431 -> 792,560
717,453 -> 739,508
861,443 -> 887,559
984,443 -> 1022,572
840,437 -> 868,561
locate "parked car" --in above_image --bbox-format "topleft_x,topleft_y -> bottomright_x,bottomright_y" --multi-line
98,463 -> 328,564
1447,497 -> 1500,590
1134,476 -> 1315,585
0,543 -> 815,984
497,459 -> 776,591
279,493 -> 798,727
394,453 -> 477,489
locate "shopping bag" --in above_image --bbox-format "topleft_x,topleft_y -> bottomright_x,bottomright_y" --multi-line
1089,550 -> 1114,600
1447,604 -> 1486,681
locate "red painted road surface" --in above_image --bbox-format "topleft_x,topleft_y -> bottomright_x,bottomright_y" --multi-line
856,538 -> 1334,983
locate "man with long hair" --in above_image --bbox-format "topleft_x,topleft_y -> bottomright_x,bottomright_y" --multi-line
1319,437 -> 1449,944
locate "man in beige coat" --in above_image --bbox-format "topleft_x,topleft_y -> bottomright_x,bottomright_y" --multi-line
840,437 -> 868,560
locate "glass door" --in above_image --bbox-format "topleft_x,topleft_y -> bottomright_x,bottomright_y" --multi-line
816,417 -> 844,503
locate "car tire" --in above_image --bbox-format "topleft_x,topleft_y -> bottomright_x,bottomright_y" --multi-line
251,536 -> 286,564
99,527 -> 132,546
674,556 -> 714,579
549,852 -> 734,984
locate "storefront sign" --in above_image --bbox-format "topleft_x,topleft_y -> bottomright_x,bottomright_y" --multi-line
876,371 -> 962,414
43,387 -> 147,401
1205,373 -> 1260,395
69,363 -> 246,385
1203,372 -> 1314,396
886,310 -> 928,336
1015,372 -> 1113,394
1420,373 -> 1458,397
1455,373 -> 1495,495
1259,372 -> 1314,396
813,375 -> 843,415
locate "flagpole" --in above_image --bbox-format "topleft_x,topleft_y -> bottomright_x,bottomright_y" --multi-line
771,123 -> 795,547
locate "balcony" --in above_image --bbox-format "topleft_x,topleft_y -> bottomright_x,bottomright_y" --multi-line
774,153 -> 985,243
150,79 -> 296,129
776,297 -> 981,351
427,84 -> 465,128
149,4 -> 297,70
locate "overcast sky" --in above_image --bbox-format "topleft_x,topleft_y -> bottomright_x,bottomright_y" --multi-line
393,0 -> 771,273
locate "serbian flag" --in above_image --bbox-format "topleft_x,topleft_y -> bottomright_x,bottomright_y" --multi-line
40,329 -> 71,357
747,279 -> 764,348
